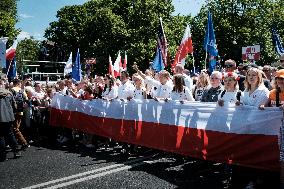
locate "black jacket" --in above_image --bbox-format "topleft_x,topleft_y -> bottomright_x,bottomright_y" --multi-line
0,88 -> 15,122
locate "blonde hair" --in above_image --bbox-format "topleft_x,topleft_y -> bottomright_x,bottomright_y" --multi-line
244,68 -> 263,91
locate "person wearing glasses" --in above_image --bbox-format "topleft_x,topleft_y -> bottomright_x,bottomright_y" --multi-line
201,71 -> 224,102
262,65 -> 272,81
224,59 -> 245,91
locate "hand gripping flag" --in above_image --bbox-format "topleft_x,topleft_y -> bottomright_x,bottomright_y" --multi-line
172,24 -> 193,70
272,27 -> 284,56
203,11 -> 218,57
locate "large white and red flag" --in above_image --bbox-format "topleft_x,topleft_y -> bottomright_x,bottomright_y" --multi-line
113,51 -> 121,78
108,55 -> 114,77
50,95 -> 282,171
6,40 -> 18,61
172,25 -> 193,71
122,51 -> 127,71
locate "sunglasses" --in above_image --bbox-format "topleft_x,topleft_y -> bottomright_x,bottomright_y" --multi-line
225,64 -> 234,68
263,69 -> 269,72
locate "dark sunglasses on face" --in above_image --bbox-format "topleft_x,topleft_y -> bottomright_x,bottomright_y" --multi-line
225,64 -> 234,68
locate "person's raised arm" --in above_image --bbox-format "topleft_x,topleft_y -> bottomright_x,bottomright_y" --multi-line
132,63 -> 146,80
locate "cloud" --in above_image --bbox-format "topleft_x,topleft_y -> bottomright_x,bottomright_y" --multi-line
17,31 -> 31,41
19,13 -> 34,19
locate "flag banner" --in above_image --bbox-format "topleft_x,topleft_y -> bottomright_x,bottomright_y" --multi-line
0,37 -> 8,68
64,52 -> 72,76
157,17 -> 168,67
6,57 -> 16,78
50,95 -> 282,171
152,47 -> 164,72
108,55 -> 114,77
72,49 -> 81,81
122,51 -> 127,71
172,25 -> 193,70
272,27 -> 284,56
242,45 -> 261,61
208,55 -> 217,73
6,40 -> 18,61
203,11 -> 218,57
113,51 -> 121,78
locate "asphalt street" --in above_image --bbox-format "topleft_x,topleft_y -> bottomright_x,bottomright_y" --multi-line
0,141 -> 232,189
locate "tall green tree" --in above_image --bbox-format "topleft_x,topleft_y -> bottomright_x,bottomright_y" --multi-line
192,0 -> 284,66
45,0 -> 193,74
0,0 -> 19,43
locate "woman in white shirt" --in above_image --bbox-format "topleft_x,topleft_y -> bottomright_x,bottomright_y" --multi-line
240,68 -> 269,107
102,75 -> 118,100
218,72 -> 240,106
170,74 -> 194,103
132,75 -> 146,100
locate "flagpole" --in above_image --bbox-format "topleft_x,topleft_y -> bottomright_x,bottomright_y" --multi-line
6,59 -> 13,75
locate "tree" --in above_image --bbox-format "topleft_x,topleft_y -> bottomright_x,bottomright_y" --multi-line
44,0 -> 190,74
192,0 -> 284,66
0,0 -> 19,44
16,38 -> 40,72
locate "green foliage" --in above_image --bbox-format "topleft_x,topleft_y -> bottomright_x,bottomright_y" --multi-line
44,0 -> 284,75
192,0 -> 284,66
16,38 -> 40,70
44,0 -> 186,74
0,0 -> 19,43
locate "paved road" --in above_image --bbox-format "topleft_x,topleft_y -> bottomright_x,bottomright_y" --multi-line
0,141 -> 232,189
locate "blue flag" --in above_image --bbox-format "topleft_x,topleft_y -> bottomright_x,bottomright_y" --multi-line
157,17 -> 168,67
72,48 -> 81,81
151,47 -> 164,72
208,55 -> 217,73
272,27 -> 284,56
6,57 -> 16,79
203,11 -> 218,57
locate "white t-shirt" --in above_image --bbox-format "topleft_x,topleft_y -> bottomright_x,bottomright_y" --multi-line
133,89 -> 146,100
171,86 -> 194,101
102,86 -> 118,99
117,80 -> 135,99
240,85 -> 269,107
218,90 -> 239,106
145,76 -> 173,99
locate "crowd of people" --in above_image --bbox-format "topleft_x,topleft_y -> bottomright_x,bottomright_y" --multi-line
1,55 -> 284,187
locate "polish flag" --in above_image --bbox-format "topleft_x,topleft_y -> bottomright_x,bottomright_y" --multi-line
172,25 -> 193,71
108,55 -> 114,78
113,51 -> 121,78
6,40 -> 18,61
122,51 -> 127,71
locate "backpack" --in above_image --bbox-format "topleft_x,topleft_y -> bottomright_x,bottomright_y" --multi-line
11,89 -> 25,112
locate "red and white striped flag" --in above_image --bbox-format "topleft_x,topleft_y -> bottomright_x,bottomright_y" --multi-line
6,40 -> 18,61
172,25 -> 193,71
122,51 -> 127,71
108,55 -> 114,77
113,51 -> 121,78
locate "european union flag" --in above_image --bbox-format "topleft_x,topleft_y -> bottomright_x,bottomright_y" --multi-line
203,11 -> 218,57
151,46 -> 164,72
6,57 -> 16,79
72,48 -> 81,81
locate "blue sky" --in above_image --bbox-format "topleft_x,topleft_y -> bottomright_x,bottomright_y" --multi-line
16,0 -> 205,41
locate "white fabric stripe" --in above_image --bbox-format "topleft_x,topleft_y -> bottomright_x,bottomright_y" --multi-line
51,94 -> 282,136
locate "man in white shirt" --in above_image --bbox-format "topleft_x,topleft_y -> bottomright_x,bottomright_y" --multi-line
133,64 -> 173,100
117,71 -> 135,100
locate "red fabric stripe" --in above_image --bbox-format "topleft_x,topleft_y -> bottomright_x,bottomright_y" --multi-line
50,108 -> 280,171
